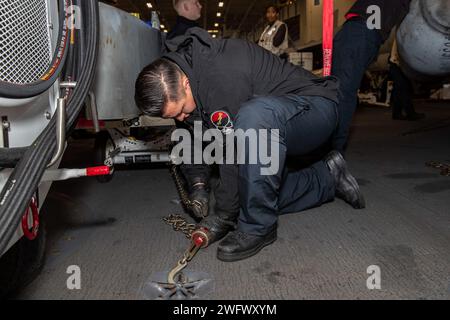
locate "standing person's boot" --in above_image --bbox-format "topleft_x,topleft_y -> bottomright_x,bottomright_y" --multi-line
391,99 -> 407,120
406,112 -> 425,121
393,113 -> 408,120
404,99 -> 425,121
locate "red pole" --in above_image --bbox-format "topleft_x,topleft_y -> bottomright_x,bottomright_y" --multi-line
323,0 -> 334,76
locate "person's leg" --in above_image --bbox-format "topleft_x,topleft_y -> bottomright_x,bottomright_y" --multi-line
275,95 -> 365,214
218,95 -> 365,262
389,63 -> 424,120
403,77 -> 416,116
390,63 -> 405,119
217,95 -> 338,262
235,95 -> 338,236
397,67 -> 424,119
332,20 -> 383,153
277,162 -> 335,214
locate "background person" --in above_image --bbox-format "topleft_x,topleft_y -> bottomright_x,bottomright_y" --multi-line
389,39 -> 425,121
258,5 -> 288,57
331,0 -> 412,153
167,0 -> 203,40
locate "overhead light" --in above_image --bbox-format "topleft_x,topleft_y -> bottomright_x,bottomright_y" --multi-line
163,30 -> 168,33
146,3 -> 153,8
214,23 -> 219,27
219,2 -> 224,7
212,34 -> 217,38
160,24 -> 165,29
216,12 -> 221,17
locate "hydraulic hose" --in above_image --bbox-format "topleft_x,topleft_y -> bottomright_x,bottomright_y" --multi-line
0,0 -> 99,255
60,1 -> 78,102
0,0 -> 71,99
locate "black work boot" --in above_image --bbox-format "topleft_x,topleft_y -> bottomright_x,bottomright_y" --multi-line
325,151 -> 366,209
407,112 -> 425,121
217,227 -> 277,262
198,215 -> 237,246
393,113 -> 408,120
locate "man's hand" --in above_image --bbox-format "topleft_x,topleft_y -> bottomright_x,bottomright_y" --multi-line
189,181 -> 209,218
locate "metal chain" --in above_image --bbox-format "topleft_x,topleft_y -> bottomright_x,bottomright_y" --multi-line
170,165 -> 194,210
163,214 -> 204,284
426,161 -> 450,177
163,214 -> 197,239
165,166 -> 205,284
170,165 -> 208,219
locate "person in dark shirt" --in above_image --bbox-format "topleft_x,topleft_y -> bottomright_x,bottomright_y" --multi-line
331,0 -> 412,153
136,28 -> 366,262
167,0 -> 202,40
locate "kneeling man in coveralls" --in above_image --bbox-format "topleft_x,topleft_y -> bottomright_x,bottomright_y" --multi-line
135,28 -> 366,262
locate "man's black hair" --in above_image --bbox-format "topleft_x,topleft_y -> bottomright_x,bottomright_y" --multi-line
266,4 -> 280,14
135,58 -> 186,117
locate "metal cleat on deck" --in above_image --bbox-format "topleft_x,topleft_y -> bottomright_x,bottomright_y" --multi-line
143,227 -> 214,300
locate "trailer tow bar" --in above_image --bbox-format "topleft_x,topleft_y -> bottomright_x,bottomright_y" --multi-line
41,165 -> 112,182
1,165 -> 111,186
17,166 -> 111,241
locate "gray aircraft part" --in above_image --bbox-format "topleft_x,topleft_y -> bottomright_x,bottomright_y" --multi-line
91,3 -> 162,121
397,0 -> 450,79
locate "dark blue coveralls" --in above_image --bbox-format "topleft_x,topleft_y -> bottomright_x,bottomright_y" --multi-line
235,95 -> 338,236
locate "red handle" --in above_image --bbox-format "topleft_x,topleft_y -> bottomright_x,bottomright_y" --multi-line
21,197 -> 39,241
86,166 -> 111,177
192,228 -> 210,248
323,0 -> 334,76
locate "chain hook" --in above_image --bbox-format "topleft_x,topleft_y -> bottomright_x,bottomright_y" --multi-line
167,228 -> 210,284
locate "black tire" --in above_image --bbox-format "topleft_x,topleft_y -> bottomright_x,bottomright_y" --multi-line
0,216 -> 47,299
94,131 -> 114,183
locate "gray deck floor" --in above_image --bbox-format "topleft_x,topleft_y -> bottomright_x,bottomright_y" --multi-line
17,101 -> 450,300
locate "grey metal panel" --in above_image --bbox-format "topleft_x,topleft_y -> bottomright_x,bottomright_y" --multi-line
92,3 -> 162,120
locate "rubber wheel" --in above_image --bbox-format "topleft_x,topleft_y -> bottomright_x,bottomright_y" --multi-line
94,131 -> 114,183
0,216 -> 47,299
